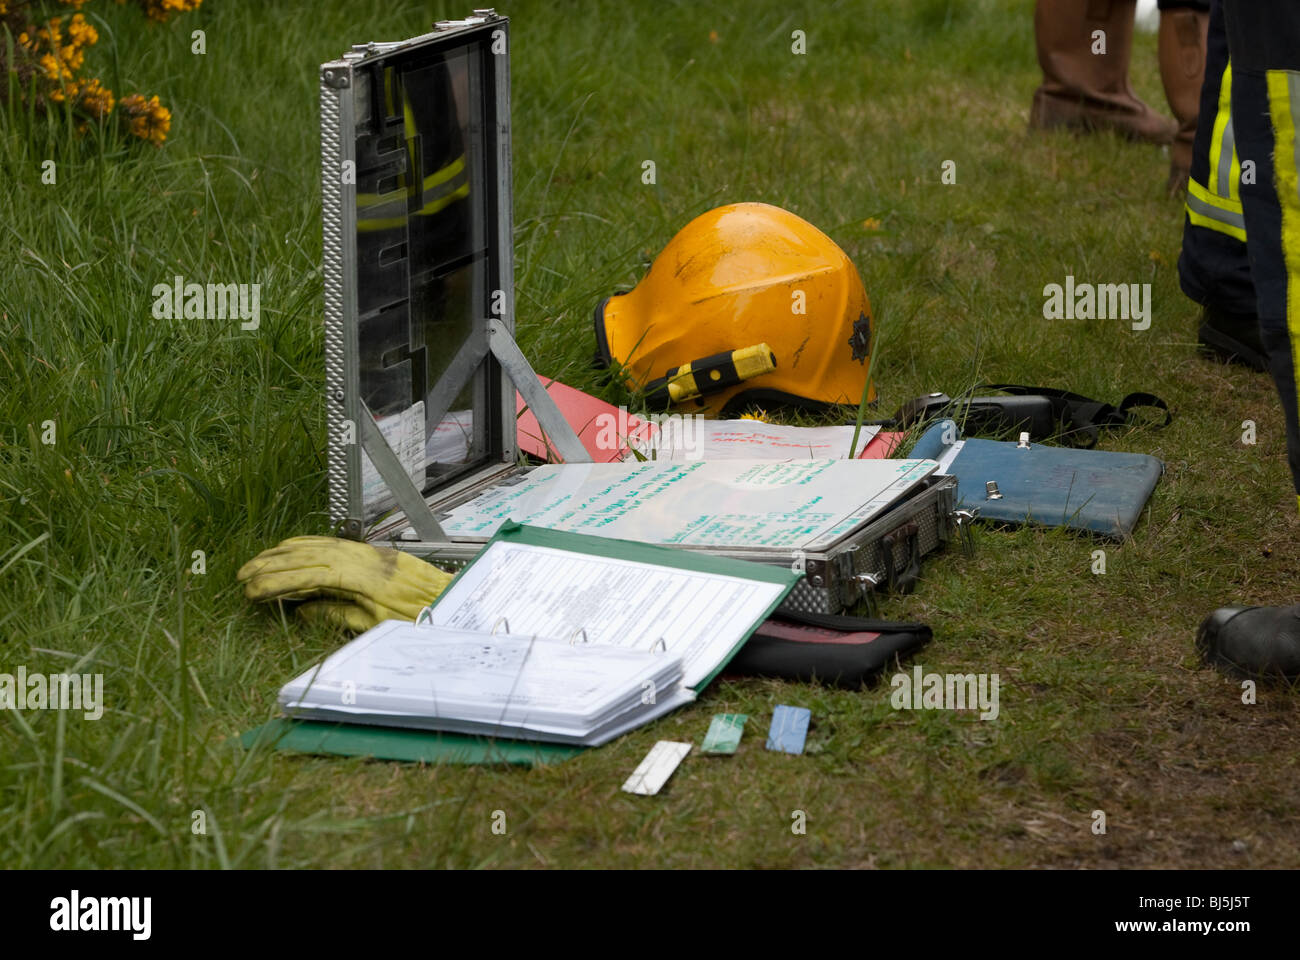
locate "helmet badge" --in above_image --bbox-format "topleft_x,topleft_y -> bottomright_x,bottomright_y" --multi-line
848,312 -> 872,363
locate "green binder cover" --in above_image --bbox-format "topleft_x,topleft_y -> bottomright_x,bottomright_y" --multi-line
241,718 -> 582,766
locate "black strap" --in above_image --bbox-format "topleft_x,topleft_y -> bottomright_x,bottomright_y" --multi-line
976,384 -> 1171,448
730,609 -> 932,687
771,607 -> 931,637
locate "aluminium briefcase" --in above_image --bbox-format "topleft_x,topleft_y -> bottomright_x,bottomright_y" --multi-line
317,11 -> 961,614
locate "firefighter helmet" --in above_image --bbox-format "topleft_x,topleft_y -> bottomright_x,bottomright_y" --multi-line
594,202 -> 875,416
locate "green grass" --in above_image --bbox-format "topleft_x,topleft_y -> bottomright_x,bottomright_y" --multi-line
2,0 -> 1298,868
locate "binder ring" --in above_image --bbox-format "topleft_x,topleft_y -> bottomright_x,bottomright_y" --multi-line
649,637 -> 667,654
491,617 -> 511,635
568,628 -> 589,646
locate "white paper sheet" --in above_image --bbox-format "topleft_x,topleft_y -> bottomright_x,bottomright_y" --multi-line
361,401 -> 426,511
425,539 -> 788,690
425,408 -> 474,466
439,459 -> 937,552
627,419 -> 880,461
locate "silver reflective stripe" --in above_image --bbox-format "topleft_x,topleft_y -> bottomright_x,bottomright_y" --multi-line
1217,115 -> 1235,198
1187,189 -> 1245,230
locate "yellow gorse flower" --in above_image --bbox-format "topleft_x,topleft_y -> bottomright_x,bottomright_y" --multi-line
119,93 -> 171,146
142,0 -> 201,22
78,77 -> 115,119
3,1 -> 200,145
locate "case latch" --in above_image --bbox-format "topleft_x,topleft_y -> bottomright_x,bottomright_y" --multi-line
953,508 -> 978,557
881,520 -> 922,594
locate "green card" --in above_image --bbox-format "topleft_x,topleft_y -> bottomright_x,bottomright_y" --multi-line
700,713 -> 748,755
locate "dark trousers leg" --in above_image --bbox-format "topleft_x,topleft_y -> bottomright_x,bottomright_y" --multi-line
1177,0 -> 1256,316
1222,2 -> 1300,502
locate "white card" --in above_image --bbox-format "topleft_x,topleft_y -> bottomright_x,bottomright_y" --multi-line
621,741 -> 692,796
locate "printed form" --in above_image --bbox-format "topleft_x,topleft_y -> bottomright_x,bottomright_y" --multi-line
426,539 -> 787,689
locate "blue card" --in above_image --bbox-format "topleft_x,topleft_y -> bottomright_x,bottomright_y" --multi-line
765,705 -> 811,754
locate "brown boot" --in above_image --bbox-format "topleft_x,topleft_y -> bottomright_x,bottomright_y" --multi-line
1158,7 -> 1209,196
1030,0 -> 1178,144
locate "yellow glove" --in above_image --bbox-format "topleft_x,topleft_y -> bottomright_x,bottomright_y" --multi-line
237,535 -> 455,632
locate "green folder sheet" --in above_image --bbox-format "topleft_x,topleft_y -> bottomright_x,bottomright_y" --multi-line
243,522 -> 799,765
240,718 -> 582,766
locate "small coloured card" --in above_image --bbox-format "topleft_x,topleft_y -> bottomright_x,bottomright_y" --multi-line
701,713 -> 748,755
765,705 -> 811,755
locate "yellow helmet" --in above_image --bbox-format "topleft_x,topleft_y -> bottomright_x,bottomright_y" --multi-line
594,202 -> 875,416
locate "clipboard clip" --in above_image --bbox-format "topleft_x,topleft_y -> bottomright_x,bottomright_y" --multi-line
953,509 -> 978,557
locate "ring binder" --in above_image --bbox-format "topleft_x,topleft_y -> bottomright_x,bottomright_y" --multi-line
491,617 -> 511,635
278,620 -> 693,748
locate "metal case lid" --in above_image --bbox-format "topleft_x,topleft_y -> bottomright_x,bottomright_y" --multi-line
321,11 -> 584,545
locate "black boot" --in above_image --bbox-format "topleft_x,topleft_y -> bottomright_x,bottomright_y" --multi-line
1198,304 -> 1268,372
1196,604 -> 1300,679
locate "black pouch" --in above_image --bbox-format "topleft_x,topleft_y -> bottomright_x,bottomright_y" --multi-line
976,383 -> 1171,448
728,609 -> 932,688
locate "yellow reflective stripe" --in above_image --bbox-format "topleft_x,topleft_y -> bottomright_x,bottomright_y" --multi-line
356,155 -> 467,209
1189,176 -> 1243,215
1209,63 -> 1238,200
421,154 -> 465,192
1187,207 -> 1247,241
356,182 -> 470,232
356,191 -> 401,211
1266,70 -> 1300,460
402,99 -> 417,197
1186,177 -> 1247,240
1187,206 -> 1247,241
358,80 -> 472,230
1226,126 -> 1241,197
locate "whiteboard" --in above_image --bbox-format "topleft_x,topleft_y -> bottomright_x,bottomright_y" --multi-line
439,458 -> 937,551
